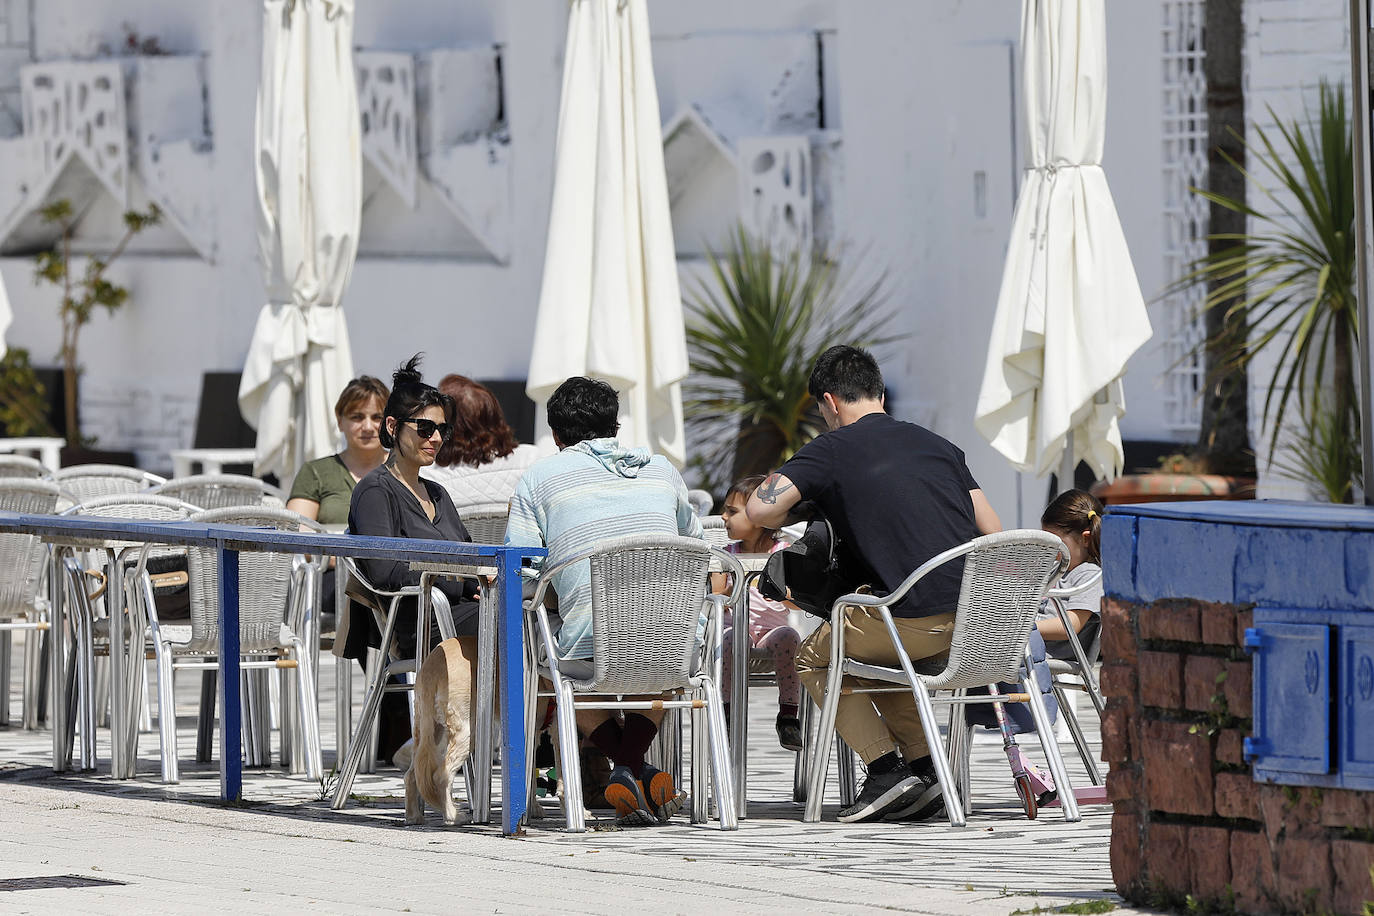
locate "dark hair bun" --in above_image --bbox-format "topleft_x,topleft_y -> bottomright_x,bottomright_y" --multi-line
392,353 -> 425,389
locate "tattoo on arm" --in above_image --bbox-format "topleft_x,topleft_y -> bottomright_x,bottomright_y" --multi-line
755,473 -> 793,505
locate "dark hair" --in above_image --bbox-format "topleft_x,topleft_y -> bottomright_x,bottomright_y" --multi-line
725,474 -> 777,534
435,374 -> 518,467
334,375 -> 389,420
1041,488 -> 1104,565
808,345 -> 885,403
378,354 -> 453,449
546,376 -> 619,446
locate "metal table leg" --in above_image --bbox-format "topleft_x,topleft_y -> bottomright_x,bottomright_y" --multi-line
216,548 -> 243,802
731,589 -> 750,817
473,579 -> 496,824
49,547 -> 67,773
496,551 -> 526,834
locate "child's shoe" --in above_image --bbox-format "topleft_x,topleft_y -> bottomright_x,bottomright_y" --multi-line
776,716 -> 804,752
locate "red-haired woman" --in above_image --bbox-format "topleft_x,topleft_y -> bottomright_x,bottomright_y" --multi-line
420,374 -> 544,511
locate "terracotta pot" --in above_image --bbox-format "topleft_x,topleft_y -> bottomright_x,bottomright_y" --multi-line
1090,473 -> 1257,506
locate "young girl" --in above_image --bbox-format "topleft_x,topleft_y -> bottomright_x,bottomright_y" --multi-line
1036,488 -> 1106,659
711,476 -> 805,751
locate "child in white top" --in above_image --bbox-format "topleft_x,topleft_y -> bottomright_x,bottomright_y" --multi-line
711,475 -> 805,752
1036,488 -> 1106,660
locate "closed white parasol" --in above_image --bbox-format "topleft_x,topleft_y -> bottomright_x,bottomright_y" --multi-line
975,0 -> 1153,483
527,0 -> 688,465
239,0 -> 361,484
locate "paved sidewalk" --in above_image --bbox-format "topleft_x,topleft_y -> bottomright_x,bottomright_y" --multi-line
0,643 -> 1157,915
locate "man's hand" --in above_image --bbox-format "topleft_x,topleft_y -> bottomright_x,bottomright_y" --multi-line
747,472 -> 801,528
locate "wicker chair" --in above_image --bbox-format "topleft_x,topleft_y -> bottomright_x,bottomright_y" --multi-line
57,494 -> 195,775
330,557 -> 465,810
0,479 -> 62,729
1044,569 -> 1106,784
687,489 -> 714,516
140,506 -> 324,783
0,454 -> 47,479
699,514 -> 730,548
458,503 -> 509,545
53,465 -> 165,503
525,534 -> 743,832
151,474 -> 285,510
802,529 -> 1077,826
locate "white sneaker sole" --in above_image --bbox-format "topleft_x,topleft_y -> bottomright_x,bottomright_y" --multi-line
836,775 -> 922,823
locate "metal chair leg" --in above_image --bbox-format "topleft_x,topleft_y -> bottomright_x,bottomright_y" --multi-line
690,702 -> 709,824
803,617 -> 846,823
702,679 -> 737,829
196,672 -> 216,763
555,680 -> 585,832
793,696 -> 813,803
155,648 -> 178,783
0,630 -> 10,727
836,737 -> 858,807
23,627 -> 44,729
1023,660 -> 1080,822
292,641 -> 323,780
332,606 -> 403,809
334,656 -> 351,767
1054,683 -> 1101,784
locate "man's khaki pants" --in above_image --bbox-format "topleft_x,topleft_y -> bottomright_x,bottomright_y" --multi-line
796,607 -> 955,765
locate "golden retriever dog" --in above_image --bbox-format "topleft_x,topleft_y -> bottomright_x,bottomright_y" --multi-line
404,637 -> 478,826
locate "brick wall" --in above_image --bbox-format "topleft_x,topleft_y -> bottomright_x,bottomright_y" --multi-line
1103,597 -> 1374,914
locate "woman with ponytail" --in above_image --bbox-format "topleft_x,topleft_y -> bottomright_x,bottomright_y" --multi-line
1035,488 -> 1105,659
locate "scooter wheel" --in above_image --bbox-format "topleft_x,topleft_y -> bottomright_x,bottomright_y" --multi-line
1015,774 -> 1038,820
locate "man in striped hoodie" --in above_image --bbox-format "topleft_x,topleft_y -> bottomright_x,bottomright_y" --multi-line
506,376 -> 702,826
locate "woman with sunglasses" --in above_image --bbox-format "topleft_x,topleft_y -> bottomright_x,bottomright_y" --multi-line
348,355 -> 480,762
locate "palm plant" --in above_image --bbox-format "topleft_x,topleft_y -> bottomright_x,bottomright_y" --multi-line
1183,80 -> 1358,500
683,226 -> 901,496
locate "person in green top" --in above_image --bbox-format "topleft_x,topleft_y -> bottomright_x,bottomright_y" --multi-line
287,375 -> 390,664
286,375 -> 390,526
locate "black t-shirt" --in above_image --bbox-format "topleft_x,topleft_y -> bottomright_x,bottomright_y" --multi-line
778,413 -> 980,618
347,466 -> 477,606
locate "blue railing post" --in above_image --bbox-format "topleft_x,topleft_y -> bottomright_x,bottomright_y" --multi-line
217,546 -> 242,802
498,548 -> 526,833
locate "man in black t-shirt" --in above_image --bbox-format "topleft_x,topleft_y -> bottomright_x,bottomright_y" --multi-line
747,345 -> 1002,823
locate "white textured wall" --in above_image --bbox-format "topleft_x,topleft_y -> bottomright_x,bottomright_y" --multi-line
1243,0 -> 1349,499
0,0 -> 1176,497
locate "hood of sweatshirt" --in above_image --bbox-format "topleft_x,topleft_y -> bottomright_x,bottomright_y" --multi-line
569,438 -> 652,478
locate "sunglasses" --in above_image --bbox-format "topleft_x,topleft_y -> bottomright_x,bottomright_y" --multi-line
398,417 -> 454,441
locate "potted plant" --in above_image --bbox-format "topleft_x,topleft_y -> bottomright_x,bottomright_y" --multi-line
682,225 -> 901,500
32,198 -> 161,464
1180,80 -> 1357,502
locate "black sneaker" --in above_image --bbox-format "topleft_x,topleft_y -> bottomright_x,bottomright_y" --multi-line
836,769 -> 922,823
776,717 -> 804,753
605,765 -> 656,827
883,772 -> 947,822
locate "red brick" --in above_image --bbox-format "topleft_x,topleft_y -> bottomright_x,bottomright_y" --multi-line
1099,661 -> 1137,700
1320,788 -> 1374,829
1140,600 -> 1201,643
1224,658 -> 1252,718
1107,764 -> 1140,811
1139,650 -> 1184,709
1331,838 -> 1374,916
1260,785 -> 1330,842
1102,599 -> 1137,664
1184,654 -> 1226,713
1187,825 -> 1232,904
1111,811 -> 1144,895
1236,607 -> 1254,648
1142,720 -> 1214,816
1215,771 -> 1260,821
1216,729 -> 1245,767
1276,837 -> 1332,914
1199,602 -> 1239,646
1101,703 -> 1134,764
1230,829 -> 1276,914
1146,822 -> 1190,894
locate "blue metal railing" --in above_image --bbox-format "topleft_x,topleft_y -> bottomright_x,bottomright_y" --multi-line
0,510 -> 544,835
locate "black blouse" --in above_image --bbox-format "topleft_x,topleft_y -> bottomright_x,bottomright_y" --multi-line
347,465 -> 478,605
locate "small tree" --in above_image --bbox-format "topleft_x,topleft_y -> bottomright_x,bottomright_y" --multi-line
683,226 -> 901,496
33,199 -> 161,447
